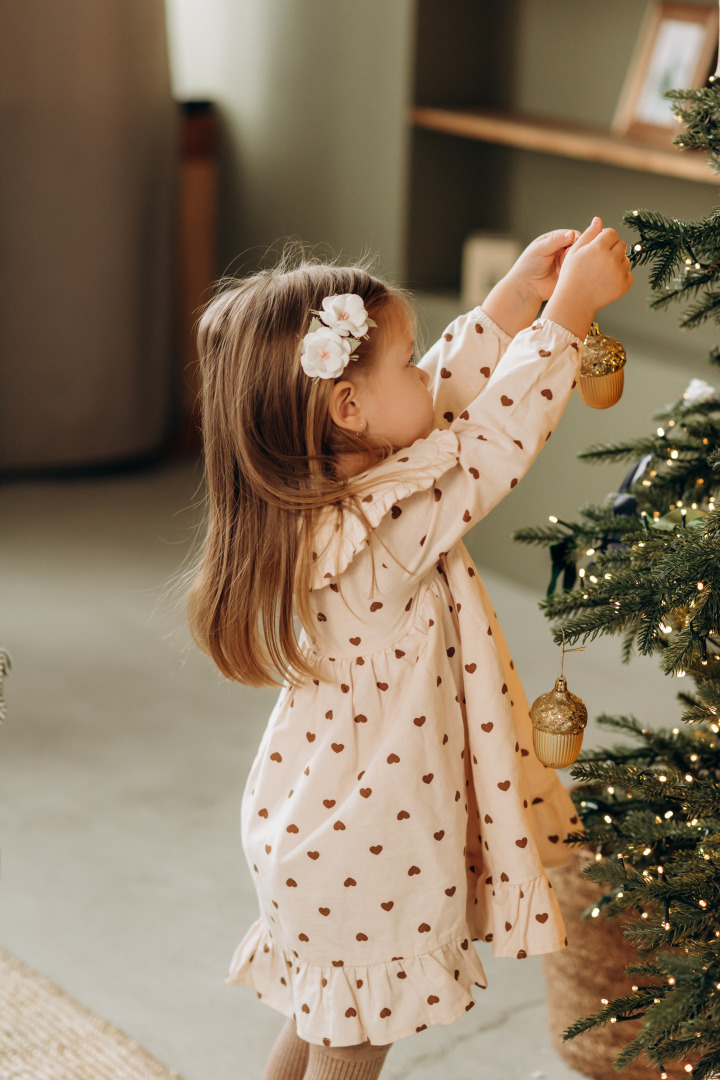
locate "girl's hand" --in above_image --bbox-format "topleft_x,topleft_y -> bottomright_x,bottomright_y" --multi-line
509,228 -> 582,306
483,227 -> 582,337
543,217 -> 633,339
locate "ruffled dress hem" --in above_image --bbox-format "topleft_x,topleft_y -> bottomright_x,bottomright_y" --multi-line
227,919 -> 490,1047
471,872 -> 569,959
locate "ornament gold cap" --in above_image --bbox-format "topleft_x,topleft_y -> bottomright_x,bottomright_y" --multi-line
529,682 -> 588,736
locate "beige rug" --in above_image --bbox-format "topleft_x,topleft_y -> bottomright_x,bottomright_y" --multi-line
0,948 -> 184,1080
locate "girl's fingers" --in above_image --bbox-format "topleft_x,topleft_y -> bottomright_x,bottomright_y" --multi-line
605,231 -> 625,251
570,216 -> 603,250
533,228 -> 580,255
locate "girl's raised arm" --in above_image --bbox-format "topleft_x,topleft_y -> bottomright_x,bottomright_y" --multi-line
418,307 -> 513,429
374,317 -> 582,584
417,226 -> 592,427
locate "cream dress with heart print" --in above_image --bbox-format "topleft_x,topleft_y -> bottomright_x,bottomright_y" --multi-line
228,307 -> 583,1047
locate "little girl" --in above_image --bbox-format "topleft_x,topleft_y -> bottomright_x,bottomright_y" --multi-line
188,218 -> 632,1080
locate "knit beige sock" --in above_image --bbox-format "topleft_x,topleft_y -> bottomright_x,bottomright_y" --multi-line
263,1018 -> 310,1080
304,1040 -> 391,1080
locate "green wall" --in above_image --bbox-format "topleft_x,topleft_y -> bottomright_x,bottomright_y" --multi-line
166,0 -> 415,279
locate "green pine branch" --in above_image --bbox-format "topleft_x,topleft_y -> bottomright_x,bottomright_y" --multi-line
669,84 -> 720,164
517,79 -> 720,1076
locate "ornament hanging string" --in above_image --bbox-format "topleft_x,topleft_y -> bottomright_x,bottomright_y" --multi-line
560,628 -> 586,679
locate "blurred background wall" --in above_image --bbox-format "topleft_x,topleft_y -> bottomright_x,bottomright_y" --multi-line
165,0 -> 415,280
0,1 -> 177,472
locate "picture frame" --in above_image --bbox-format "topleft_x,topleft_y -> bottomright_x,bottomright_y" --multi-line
612,1 -> 718,143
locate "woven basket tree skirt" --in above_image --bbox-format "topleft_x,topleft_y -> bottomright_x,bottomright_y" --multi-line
545,852 -> 672,1080
0,948 -> 184,1080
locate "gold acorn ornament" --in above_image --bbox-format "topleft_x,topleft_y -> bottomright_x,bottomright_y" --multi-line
530,633 -> 588,768
576,322 -> 627,409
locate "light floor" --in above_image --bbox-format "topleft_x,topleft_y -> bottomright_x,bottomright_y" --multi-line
0,460 -> 671,1079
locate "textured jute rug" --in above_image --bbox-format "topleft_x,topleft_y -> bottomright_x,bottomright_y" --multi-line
0,948 -> 184,1080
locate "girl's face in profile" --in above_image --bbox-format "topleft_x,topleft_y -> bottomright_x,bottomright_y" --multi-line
359,307 -> 434,450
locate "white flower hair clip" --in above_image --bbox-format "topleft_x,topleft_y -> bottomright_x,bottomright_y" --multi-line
300,293 -> 376,380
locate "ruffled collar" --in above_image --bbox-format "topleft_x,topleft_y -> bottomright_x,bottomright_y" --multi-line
310,428 -> 459,588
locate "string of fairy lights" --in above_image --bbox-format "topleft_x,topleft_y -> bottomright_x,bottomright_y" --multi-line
548,58 -> 720,1080
547,207 -> 720,1071
629,206 -> 720,280
578,767 -> 719,1078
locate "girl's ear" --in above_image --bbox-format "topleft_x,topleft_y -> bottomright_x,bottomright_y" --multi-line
329,380 -> 365,433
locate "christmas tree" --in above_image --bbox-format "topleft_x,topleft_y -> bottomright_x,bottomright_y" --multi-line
514,85 -> 720,1080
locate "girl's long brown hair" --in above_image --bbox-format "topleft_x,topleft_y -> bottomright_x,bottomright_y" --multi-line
187,251 -> 412,687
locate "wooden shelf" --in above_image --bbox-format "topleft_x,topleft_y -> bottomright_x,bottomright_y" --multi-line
411,106 -> 717,184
